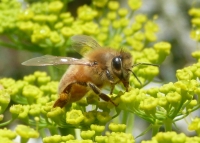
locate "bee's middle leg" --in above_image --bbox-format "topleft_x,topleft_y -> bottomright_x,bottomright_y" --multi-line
87,82 -> 117,106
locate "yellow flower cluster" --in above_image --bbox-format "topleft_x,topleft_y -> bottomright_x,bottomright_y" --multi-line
142,131 -> 200,143
118,56 -> 200,134
0,0 -> 163,57
189,7 -> 200,41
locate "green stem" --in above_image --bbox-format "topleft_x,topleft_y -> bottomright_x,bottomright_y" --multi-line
152,124 -> 160,136
12,95 -> 28,105
39,128 -> 47,139
20,137 -> 29,143
126,113 -> 134,133
164,118 -> 172,131
135,124 -> 152,139
127,9 -> 135,20
121,110 -> 128,124
170,100 -> 184,119
174,105 -> 200,122
49,126 -> 59,135
112,108 -> 121,123
0,118 -> 15,127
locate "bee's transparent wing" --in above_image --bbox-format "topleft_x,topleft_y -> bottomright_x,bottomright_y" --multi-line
22,55 -> 94,66
71,35 -> 102,56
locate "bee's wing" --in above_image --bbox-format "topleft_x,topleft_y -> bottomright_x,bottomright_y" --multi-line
71,35 -> 102,56
22,55 -> 94,66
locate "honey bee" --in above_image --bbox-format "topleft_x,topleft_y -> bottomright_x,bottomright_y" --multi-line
22,35 -> 157,108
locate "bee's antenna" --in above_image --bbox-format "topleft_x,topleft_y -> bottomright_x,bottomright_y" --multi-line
128,63 -> 159,85
127,69 -> 142,85
132,63 -> 159,68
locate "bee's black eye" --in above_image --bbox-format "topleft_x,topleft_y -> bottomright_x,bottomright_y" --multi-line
112,56 -> 122,71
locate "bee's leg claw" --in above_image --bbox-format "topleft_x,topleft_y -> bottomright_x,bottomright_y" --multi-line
99,93 -> 118,106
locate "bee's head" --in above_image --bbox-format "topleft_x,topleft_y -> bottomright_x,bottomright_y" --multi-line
111,51 -> 133,91
111,51 -> 159,91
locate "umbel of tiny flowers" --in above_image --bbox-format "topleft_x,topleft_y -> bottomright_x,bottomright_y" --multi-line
188,117 -> 200,136
0,128 -> 17,140
43,134 -> 74,143
0,64 -> 200,141
189,7 -> 200,42
119,56 -> 200,136
0,89 -> 10,114
0,0 -> 161,57
15,125 -> 39,143
141,131 -> 200,143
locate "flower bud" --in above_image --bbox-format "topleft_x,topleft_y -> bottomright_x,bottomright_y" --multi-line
95,135 -> 107,143
0,128 -> 17,139
83,111 -> 95,125
10,104 -> 23,118
118,8 -> 128,17
81,130 -> 95,139
90,124 -> 105,134
97,111 -> 111,124
109,123 -> 126,132
15,125 -> 39,139
0,89 -> 10,113
43,135 -> 63,143
66,110 -> 84,125
48,1 -> 63,13
128,0 -> 142,10
108,1 -> 119,11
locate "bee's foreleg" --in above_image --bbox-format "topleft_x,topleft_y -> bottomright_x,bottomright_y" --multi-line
105,69 -> 114,83
105,69 -> 121,95
88,82 -> 117,106
110,80 -> 121,95
105,69 -> 115,94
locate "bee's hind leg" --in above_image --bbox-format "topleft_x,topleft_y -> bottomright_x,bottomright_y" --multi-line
53,81 -> 84,108
53,92 -> 69,108
53,81 -> 117,108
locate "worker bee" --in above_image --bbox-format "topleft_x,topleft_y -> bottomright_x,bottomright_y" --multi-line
22,35 -> 157,108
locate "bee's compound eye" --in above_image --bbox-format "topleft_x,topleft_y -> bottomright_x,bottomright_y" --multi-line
112,56 -> 122,71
